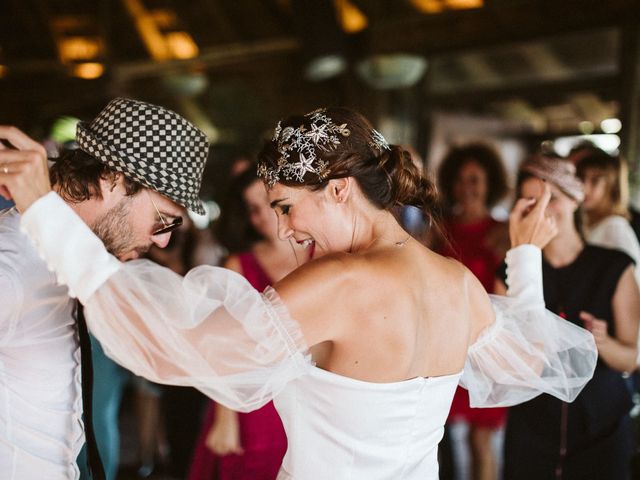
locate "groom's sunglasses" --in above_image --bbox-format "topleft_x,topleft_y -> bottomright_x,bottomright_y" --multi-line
153,216 -> 183,236
147,191 -> 183,236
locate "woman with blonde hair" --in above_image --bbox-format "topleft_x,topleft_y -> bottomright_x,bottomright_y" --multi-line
576,149 -> 640,280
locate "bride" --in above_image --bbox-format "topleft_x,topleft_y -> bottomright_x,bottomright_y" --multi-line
0,108 -> 596,479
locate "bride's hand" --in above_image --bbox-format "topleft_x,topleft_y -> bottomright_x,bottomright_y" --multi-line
509,183 -> 558,249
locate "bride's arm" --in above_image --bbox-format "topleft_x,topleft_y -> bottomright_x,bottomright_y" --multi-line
0,125 -> 310,411
466,187 -> 553,346
461,189 -> 597,407
20,192 -> 312,412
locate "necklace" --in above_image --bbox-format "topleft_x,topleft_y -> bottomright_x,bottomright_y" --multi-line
394,236 -> 411,247
356,231 -> 412,252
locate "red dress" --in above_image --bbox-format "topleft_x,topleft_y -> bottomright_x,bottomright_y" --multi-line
440,217 -> 507,428
188,252 -> 288,480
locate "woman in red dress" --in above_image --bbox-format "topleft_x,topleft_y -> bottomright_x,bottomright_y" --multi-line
436,143 -> 509,480
189,167 -> 311,480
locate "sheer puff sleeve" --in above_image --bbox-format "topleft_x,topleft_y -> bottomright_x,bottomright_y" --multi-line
21,192 -> 312,412
460,245 -> 598,407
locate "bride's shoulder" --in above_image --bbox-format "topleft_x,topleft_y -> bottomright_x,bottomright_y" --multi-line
419,249 -> 490,305
271,253 -> 370,345
419,245 -> 469,280
272,253 -> 356,303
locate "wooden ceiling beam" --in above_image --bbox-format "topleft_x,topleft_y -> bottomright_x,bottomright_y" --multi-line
368,0 -> 639,55
111,37 -> 299,82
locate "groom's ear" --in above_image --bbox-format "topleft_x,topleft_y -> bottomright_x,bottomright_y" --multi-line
98,171 -> 128,201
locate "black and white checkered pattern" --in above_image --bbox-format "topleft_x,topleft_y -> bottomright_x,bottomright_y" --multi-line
76,98 -> 209,214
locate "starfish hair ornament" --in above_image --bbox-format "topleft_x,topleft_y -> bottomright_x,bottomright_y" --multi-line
369,129 -> 391,152
258,109 -> 351,187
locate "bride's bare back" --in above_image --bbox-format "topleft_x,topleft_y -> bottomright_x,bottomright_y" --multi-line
275,238 -> 495,383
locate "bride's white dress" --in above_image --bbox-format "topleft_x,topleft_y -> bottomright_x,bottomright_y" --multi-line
274,366 -> 462,479
20,193 -> 597,479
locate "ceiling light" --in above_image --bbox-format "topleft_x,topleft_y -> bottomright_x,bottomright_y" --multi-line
600,118 -> 622,134
411,0 -> 483,13
333,0 -> 368,33
161,72 -> 209,97
59,36 -> 101,62
72,62 -> 104,79
445,0 -> 483,9
305,54 -> 347,81
166,31 -> 199,59
357,54 -> 428,89
410,0 -> 445,13
578,120 -> 594,134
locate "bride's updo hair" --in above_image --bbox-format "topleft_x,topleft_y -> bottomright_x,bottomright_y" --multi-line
257,107 -> 439,224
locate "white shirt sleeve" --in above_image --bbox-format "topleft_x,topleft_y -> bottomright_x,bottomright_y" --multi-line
20,192 -> 311,412
460,245 -> 598,407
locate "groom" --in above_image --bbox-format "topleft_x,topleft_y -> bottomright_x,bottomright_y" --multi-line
0,98 -> 208,480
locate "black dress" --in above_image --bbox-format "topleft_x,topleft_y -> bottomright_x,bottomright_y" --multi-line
497,245 -> 635,480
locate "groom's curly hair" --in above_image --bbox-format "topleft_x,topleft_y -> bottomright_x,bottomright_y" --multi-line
50,148 -> 142,203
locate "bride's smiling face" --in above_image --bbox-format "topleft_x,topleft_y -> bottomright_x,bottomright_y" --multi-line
266,180 -> 355,255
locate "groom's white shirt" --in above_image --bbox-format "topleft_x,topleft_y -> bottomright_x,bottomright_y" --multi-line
0,207 -> 84,480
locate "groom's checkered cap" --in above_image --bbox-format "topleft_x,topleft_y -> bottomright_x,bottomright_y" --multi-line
76,98 -> 209,214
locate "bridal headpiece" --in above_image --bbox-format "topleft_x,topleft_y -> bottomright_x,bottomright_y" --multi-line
258,108 -> 390,187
